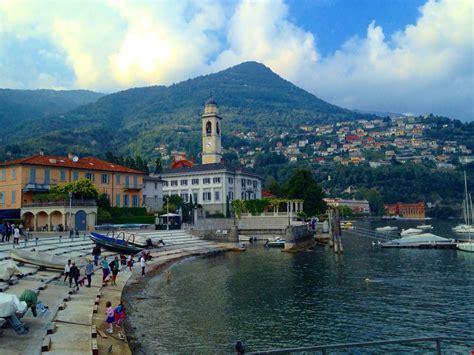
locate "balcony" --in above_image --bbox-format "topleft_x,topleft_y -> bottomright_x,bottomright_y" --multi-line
23,199 -> 97,208
23,183 -> 53,192
123,184 -> 143,191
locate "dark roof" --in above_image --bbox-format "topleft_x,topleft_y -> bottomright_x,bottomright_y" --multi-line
161,162 -> 262,179
205,97 -> 217,106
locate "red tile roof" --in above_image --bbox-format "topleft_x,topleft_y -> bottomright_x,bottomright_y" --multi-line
0,155 -> 144,174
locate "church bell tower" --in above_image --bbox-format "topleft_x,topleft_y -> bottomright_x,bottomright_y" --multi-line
202,96 -> 222,164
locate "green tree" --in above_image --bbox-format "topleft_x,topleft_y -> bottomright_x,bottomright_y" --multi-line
97,193 -> 111,211
50,179 -> 99,199
283,168 -> 326,215
355,188 -> 384,215
154,155 -> 163,174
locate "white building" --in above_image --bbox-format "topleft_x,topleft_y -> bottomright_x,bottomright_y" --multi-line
158,98 -> 263,216
142,176 -> 164,212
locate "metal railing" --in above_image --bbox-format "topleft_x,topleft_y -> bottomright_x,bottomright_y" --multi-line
247,336 -> 474,354
23,200 -> 97,207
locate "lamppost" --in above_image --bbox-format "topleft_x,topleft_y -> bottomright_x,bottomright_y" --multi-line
165,196 -> 169,231
68,192 -> 73,236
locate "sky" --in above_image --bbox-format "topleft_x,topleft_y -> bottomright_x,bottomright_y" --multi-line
0,0 -> 472,120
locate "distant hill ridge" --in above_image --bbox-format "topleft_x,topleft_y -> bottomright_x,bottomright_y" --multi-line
0,61 -> 367,158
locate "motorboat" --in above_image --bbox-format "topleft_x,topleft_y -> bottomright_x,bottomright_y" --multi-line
375,226 -> 398,232
322,220 -> 329,233
9,249 -> 87,270
453,224 -> 474,233
265,237 -> 286,248
400,228 -> 423,237
89,232 -> 144,254
457,241 -> 474,252
417,224 -> 433,230
381,233 -> 456,249
340,221 -> 354,230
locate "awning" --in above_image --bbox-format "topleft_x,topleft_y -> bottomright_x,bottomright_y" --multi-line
0,209 -> 21,220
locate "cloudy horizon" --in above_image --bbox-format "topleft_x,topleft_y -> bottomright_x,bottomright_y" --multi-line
0,0 -> 472,120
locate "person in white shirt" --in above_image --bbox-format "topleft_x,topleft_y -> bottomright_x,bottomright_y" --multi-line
13,226 -> 20,245
64,259 -> 72,283
140,254 -> 145,276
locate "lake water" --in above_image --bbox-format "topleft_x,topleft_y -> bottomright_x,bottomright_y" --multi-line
125,220 -> 474,354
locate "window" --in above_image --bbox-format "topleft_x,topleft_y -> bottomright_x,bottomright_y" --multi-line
115,174 -> 121,185
0,169 -> 6,182
154,182 -> 158,189
11,168 -> 16,180
73,171 -> 79,181
85,172 -> 95,181
241,179 -> 245,188
253,180 -> 258,188
132,195 -> 139,207
241,192 -> 245,199
181,192 -> 189,202
0,192 -> 4,204
115,194 -> 120,207
193,192 -> 198,203
163,180 -> 169,187
11,191 -> 16,204
228,177 -> 233,184
124,195 -> 129,207
133,175 -> 138,187
44,168 -> 50,184
202,191 -> 211,201
247,179 -> 252,185
29,167 -> 36,183
125,176 -> 130,187
192,178 -> 199,185
180,179 -> 188,186
101,173 -> 109,184
203,178 -> 210,184
171,180 -> 178,186
60,170 -> 66,182
213,177 -> 221,183
214,191 -> 220,201
206,121 -> 212,135
228,191 -> 234,201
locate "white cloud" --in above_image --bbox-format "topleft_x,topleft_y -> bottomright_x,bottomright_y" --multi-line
0,0 -> 472,119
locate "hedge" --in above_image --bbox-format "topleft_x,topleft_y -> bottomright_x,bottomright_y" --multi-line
97,216 -> 155,225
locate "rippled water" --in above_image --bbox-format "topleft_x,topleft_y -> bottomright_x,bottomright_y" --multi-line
125,220 -> 474,354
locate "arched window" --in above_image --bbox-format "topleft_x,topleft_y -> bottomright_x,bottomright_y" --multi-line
216,121 -> 220,135
206,121 -> 212,135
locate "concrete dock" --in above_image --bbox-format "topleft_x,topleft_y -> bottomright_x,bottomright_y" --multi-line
0,230 -> 235,354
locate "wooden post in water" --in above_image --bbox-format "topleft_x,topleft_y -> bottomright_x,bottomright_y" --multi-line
336,208 -> 344,254
328,209 -> 334,248
333,208 -> 339,253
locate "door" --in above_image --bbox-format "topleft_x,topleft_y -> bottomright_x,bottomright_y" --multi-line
75,210 -> 87,231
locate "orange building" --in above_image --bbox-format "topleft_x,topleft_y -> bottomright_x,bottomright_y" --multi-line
384,202 -> 425,219
0,153 -> 144,210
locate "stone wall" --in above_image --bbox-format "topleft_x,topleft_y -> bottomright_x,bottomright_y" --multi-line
193,215 -> 295,232
189,226 -> 239,242
284,225 -> 314,250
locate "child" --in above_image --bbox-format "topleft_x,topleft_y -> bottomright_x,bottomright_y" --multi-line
120,254 -> 127,271
127,255 -> 134,271
105,301 -> 114,334
114,301 -> 126,327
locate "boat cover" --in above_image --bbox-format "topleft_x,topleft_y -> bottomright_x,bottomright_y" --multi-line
9,249 -> 87,270
0,261 -> 22,281
0,293 -> 27,318
400,228 -> 423,236
389,233 -> 452,245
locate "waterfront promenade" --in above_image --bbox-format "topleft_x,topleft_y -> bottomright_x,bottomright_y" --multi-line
0,230 -> 234,354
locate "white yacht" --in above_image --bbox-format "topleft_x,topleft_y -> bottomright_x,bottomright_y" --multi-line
417,224 -> 433,230
381,233 -> 456,249
400,228 -> 423,237
375,226 -> 398,232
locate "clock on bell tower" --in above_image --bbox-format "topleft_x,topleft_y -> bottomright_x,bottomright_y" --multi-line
202,96 -> 223,164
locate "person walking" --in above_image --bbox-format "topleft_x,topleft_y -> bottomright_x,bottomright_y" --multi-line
110,256 -> 119,286
85,259 -> 94,287
63,259 -> 71,283
101,256 -> 110,285
120,254 -> 126,271
92,245 -> 101,266
69,261 -> 80,291
105,301 -> 115,334
0,222 -> 5,242
13,225 -> 20,245
6,222 -> 12,242
127,255 -> 134,271
140,253 -> 146,276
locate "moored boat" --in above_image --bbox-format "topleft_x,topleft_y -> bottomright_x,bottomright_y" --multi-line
89,232 -> 144,254
265,237 -> 286,248
9,249 -> 87,270
400,228 -> 423,237
417,224 -> 433,230
375,226 -> 398,232
381,233 -> 456,249
457,241 -> 474,252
